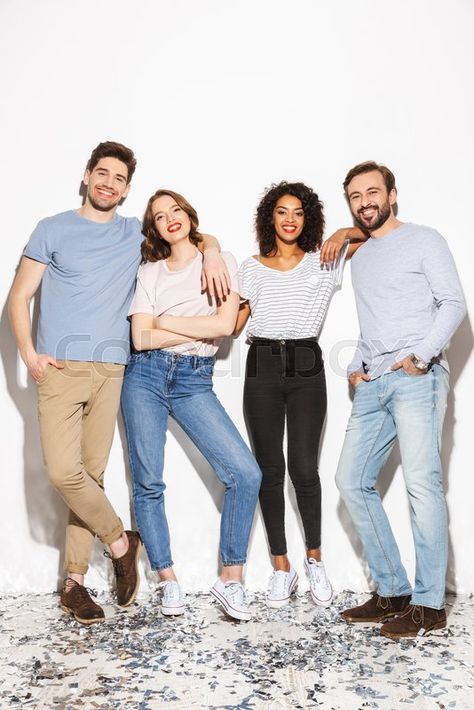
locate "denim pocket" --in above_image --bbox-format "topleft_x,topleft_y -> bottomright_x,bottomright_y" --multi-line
128,351 -> 147,364
198,363 -> 214,379
396,368 -> 429,379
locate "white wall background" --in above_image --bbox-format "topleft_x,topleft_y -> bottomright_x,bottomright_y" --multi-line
0,0 -> 472,595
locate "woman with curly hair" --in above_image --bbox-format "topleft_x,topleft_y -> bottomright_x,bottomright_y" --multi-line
236,181 -> 364,608
121,189 -> 262,622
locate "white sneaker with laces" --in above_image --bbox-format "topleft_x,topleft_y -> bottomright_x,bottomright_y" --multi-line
160,580 -> 185,616
304,557 -> 333,607
266,568 -> 298,608
210,578 -> 251,621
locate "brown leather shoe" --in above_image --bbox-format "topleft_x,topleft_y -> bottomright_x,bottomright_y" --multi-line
341,592 -> 411,623
109,530 -> 142,607
60,579 -> 105,625
380,604 -> 447,639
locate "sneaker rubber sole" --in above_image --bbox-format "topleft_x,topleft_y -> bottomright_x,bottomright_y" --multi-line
210,586 -> 251,621
161,604 -> 186,617
266,574 -> 298,609
309,587 -> 333,608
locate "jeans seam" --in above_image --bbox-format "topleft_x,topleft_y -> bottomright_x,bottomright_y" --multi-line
431,367 -> 445,608
357,409 -> 399,596
171,406 -> 238,564
121,376 -> 172,571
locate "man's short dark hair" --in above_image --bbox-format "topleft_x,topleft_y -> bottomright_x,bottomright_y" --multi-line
86,141 -> 136,183
343,160 -> 396,196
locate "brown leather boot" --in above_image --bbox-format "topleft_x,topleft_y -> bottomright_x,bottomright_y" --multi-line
380,604 -> 447,638
60,579 -> 105,625
109,530 -> 142,607
341,592 -> 411,623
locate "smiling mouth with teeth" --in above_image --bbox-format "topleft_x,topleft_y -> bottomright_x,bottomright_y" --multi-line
96,188 -> 116,198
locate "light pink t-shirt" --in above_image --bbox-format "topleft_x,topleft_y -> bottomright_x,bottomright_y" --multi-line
129,250 -> 239,356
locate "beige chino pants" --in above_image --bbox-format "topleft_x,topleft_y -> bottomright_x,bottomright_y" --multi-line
37,360 -> 125,574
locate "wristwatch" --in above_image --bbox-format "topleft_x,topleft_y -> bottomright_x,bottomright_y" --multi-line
409,353 -> 430,372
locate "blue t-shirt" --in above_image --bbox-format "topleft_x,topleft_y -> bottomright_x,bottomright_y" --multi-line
24,210 -> 142,364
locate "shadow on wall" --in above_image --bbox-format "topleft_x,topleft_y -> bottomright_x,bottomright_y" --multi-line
336,315 -> 473,595
0,286 -> 68,592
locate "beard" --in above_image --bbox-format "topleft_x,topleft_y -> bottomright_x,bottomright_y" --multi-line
87,188 -> 121,213
353,199 -> 391,232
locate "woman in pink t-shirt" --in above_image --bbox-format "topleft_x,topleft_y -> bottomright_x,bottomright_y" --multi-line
121,189 -> 261,622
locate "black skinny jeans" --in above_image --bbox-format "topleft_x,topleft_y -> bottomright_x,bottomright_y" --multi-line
243,338 -> 327,556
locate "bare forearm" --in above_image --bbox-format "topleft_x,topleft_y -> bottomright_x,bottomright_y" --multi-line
8,293 -> 36,363
133,328 -> 197,351
158,313 -> 234,339
234,303 -> 251,336
199,234 -> 221,253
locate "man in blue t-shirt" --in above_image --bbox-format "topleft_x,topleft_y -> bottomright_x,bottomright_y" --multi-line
8,141 -> 228,624
335,160 -> 465,639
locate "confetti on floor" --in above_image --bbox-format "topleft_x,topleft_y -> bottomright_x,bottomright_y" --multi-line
0,591 -> 473,709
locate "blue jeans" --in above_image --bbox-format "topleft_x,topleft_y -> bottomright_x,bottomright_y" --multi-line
335,365 -> 449,609
121,349 -> 262,571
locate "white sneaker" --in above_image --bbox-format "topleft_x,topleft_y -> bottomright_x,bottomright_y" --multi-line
210,578 -> 251,621
266,568 -> 298,608
304,558 -> 333,607
159,580 -> 185,616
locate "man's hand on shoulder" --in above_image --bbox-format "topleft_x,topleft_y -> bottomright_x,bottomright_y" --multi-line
349,370 -> 371,388
201,247 -> 230,301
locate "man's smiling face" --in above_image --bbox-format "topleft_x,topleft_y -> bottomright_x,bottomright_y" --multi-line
83,157 -> 130,212
347,169 -> 396,233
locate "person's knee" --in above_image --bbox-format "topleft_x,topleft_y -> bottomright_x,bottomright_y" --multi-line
248,463 -> 262,493
335,464 -> 353,497
133,478 -> 166,501
289,463 -> 320,491
46,462 -> 83,492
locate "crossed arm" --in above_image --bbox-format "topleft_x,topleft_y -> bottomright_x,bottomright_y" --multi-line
132,292 -> 240,351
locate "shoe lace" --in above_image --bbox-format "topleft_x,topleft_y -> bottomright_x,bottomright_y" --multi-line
64,579 -> 98,602
307,561 -> 330,591
104,550 -> 126,577
224,581 -> 246,607
403,604 -> 424,625
376,594 -> 390,610
160,581 -> 181,604
268,571 -> 288,597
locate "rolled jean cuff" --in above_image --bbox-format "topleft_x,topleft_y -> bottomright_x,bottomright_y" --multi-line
222,559 -> 246,566
151,561 -> 174,571
99,520 -> 125,546
63,561 -> 89,575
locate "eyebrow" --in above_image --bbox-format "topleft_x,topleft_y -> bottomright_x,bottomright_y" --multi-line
95,167 -> 128,181
348,186 -> 378,199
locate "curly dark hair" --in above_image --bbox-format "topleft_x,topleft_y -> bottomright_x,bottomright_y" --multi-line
141,189 -> 202,262
255,181 -> 325,256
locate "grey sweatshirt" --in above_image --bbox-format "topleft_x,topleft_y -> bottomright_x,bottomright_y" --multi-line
348,222 -> 466,378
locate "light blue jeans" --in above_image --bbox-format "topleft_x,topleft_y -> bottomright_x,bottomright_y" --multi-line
121,349 -> 262,571
335,365 -> 449,609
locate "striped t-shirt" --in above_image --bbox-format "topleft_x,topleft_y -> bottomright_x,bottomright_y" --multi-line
238,244 -> 347,340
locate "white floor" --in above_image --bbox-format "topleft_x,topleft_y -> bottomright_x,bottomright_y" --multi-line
0,591 -> 473,709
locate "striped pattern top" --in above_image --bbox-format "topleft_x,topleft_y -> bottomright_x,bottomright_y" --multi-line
238,243 -> 348,340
